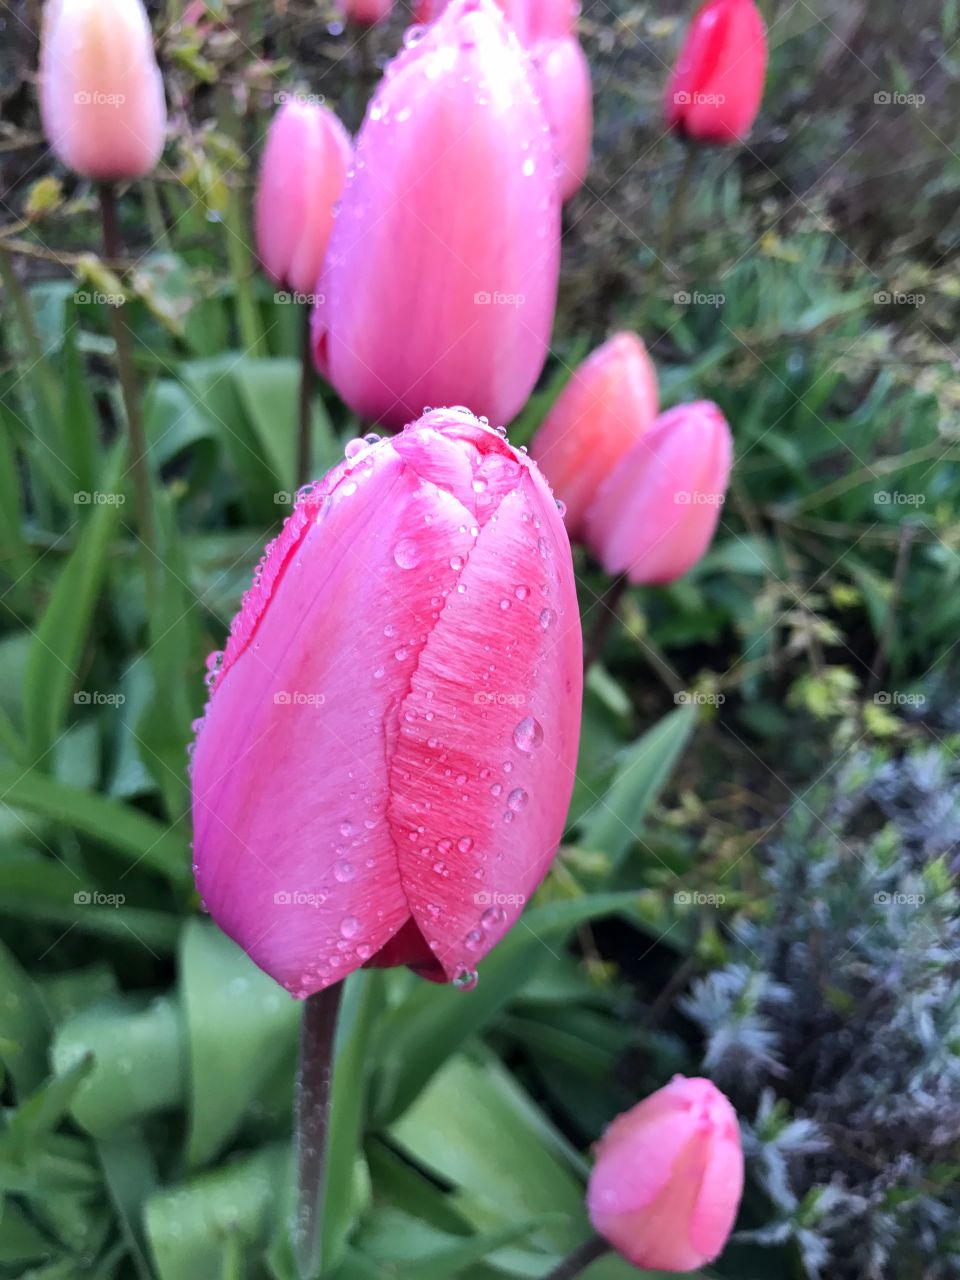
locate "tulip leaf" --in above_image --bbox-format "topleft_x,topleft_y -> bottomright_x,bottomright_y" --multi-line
51,995 -> 186,1135
96,1132 -> 160,1280
577,705 -> 697,865
0,764 -> 189,883
22,445 -> 125,766
375,890 -> 644,1124
180,919 -> 300,1168
0,940 -> 51,1100
144,1143 -> 289,1280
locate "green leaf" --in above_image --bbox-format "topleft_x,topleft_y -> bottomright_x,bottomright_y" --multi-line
0,939 -> 50,1098
97,1132 -> 160,1280
5,1055 -> 95,1157
180,920 -> 300,1167
144,1144 -> 289,1280
577,706 -> 696,865
0,765 -> 189,884
51,995 -> 185,1135
22,446 -> 124,765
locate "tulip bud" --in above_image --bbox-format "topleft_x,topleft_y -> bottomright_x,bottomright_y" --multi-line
38,0 -> 167,181
413,0 -> 575,44
314,0 -> 560,429
532,37 -> 592,201
664,0 -> 767,145
192,408 -> 582,998
588,1076 -> 744,1271
530,333 -> 658,539
584,401 -> 732,585
255,101 -> 351,296
337,0 -> 394,23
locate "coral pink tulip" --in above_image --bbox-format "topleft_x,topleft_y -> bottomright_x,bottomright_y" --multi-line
530,333 -> 658,539
255,100 -> 351,296
584,401 -> 732,584
314,0 -> 560,429
191,409 -> 582,999
413,0 -> 575,44
588,1076 -> 744,1271
533,37 -> 592,201
664,0 -> 767,144
38,0 -> 167,180
337,0 -> 393,23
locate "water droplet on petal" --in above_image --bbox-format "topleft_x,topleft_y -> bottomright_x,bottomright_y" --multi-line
507,787 -> 528,811
453,965 -> 478,991
539,608 -> 556,629
481,906 -> 506,929
513,716 -> 544,752
457,836 -> 474,854
394,538 -> 421,569
334,861 -> 355,882
340,916 -> 360,938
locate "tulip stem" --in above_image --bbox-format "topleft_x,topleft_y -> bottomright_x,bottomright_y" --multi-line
583,574 -> 628,669
658,146 -> 698,294
296,303 -> 314,488
294,981 -> 344,1280
542,1234 -> 611,1279
98,182 -> 157,605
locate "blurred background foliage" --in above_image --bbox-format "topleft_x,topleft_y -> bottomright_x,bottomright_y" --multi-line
2,0 -> 960,1277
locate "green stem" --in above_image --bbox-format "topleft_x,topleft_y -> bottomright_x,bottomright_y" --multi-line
658,146 -> 698,296
0,249 -> 61,426
296,303 -> 314,488
98,183 -> 157,607
294,981 -> 344,1280
584,574 -> 628,670
542,1235 -> 611,1280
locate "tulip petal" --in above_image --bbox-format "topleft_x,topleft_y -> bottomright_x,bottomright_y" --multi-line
387,469 -> 581,982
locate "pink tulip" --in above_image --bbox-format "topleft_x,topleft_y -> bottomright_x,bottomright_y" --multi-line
314,0 -> 560,429
588,1076 -> 744,1271
531,333 -> 658,539
255,101 -> 351,296
38,0 -> 167,181
191,408 -> 582,998
533,37 -> 592,201
413,0 -> 575,43
337,0 -> 394,23
584,401 -> 732,585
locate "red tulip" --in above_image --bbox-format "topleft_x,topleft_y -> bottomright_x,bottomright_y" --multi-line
38,0 -> 167,180
664,0 -> 767,144
191,409 -> 583,998
588,1076 -> 744,1271
530,332 -> 658,539
255,100 -> 351,296
314,0 -> 560,430
533,37 -> 592,201
336,0 -> 394,23
584,401 -> 732,584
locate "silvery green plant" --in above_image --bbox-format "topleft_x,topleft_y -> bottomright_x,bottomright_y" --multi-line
683,743 -> 960,1279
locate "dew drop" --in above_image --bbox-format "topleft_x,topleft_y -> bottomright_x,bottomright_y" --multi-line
334,860 -> 355,883
450,554 -> 465,570
457,836 -> 474,854
514,584 -> 530,600
394,538 -> 421,569
453,965 -> 478,991
507,787 -> 528,811
464,928 -> 484,951
539,607 -> 556,629
513,716 -> 544,752
340,916 -> 360,938
481,906 -> 506,929
344,437 -> 366,458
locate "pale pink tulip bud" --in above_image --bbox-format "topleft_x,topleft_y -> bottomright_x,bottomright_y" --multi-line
255,101 -> 351,296
38,0 -> 167,181
588,1076 -> 744,1271
584,400 -> 732,585
532,37 -> 591,201
314,0 -> 560,429
530,332 -> 658,539
337,0 -> 394,23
